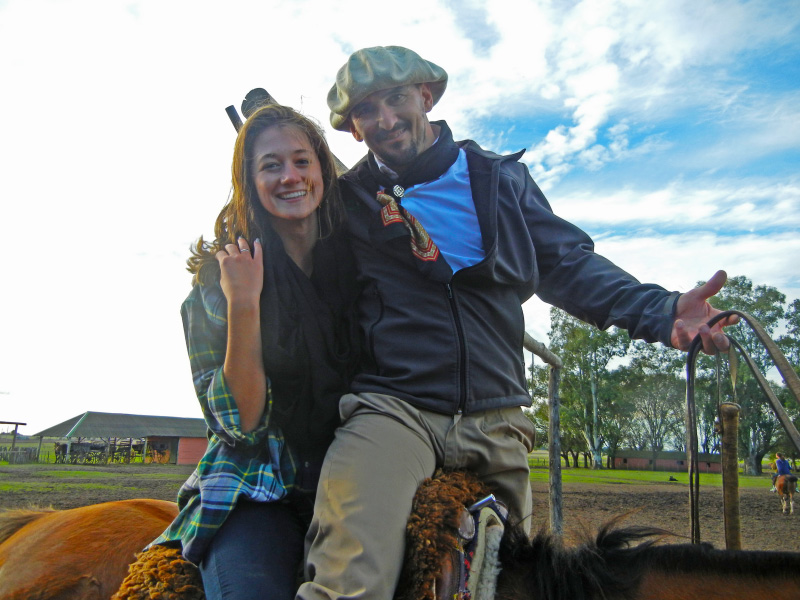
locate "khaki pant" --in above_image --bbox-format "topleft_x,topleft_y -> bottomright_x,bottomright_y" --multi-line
297,393 -> 535,600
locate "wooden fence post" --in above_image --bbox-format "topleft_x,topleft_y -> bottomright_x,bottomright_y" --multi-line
720,402 -> 742,550
548,367 -> 563,536
524,332 -> 563,536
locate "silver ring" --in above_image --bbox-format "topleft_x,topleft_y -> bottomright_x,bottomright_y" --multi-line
240,248 -> 250,253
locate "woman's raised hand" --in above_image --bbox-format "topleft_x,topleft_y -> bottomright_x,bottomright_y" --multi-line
217,237 -> 267,433
216,238 -> 264,307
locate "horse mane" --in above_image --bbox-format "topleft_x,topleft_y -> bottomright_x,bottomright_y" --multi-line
0,506 -> 55,545
496,514 -> 671,600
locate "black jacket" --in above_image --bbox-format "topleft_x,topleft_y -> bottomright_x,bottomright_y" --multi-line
341,131 -> 678,416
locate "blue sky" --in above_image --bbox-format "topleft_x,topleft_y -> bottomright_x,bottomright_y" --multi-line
1,0 -> 798,434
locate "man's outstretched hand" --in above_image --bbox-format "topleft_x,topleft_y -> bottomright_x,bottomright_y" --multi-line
671,270 -> 738,354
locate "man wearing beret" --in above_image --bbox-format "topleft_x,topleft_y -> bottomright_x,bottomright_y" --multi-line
297,46 -> 733,600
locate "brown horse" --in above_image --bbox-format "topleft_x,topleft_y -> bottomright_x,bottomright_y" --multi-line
114,502 -> 800,600
776,474 -> 798,515
115,516 -> 800,600
0,499 -> 177,600
3,474 -> 800,600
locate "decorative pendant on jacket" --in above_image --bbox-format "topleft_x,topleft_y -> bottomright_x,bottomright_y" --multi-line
376,190 -> 439,262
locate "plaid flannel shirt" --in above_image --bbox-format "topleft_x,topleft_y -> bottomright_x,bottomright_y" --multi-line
149,281 -> 298,563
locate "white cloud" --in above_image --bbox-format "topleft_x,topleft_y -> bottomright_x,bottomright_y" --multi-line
1,0 -> 797,435
447,1 -> 800,185
524,230 -> 800,351
552,180 -> 800,232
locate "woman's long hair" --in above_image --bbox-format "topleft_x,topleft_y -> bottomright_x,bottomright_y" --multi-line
188,104 -> 343,284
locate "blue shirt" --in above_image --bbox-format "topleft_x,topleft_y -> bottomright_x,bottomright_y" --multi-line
400,149 -> 485,272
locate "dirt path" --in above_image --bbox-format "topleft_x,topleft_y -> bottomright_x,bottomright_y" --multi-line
2,464 -> 798,552
530,481 -> 800,552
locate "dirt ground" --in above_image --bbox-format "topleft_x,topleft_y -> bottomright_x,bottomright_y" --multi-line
0,463 -> 195,510
530,481 -> 800,552
1,463 -> 799,553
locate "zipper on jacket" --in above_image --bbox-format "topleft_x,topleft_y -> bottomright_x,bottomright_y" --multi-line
446,282 -> 468,414
368,287 -> 385,376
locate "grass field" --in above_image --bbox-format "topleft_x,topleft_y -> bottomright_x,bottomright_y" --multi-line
525,450 -> 773,488
0,439 -> 777,485
529,463 -> 771,488
0,433 -> 42,449
0,463 -> 194,507
0,437 -> 776,492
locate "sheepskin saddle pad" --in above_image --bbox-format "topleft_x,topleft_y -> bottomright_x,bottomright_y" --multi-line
112,545 -> 205,600
395,469 -> 508,600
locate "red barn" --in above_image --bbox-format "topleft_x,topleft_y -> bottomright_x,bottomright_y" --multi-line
612,450 -> 721,473
33,411 -> 208,466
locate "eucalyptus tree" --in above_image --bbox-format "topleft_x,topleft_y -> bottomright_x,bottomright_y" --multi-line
772,300 -> 800,460
781,299 -> 800,373
601,369 -> 638,466
705,275 -> 787,474
622,341 -> 686,454
609,343 -> 683,456
545,307 -> 630,469
528,360 -> 586,467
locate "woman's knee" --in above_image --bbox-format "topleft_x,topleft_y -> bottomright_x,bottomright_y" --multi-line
200,500 -> 307,600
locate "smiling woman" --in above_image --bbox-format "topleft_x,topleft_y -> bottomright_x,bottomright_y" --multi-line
252,126 -> 324,227
145,103 -> 362,600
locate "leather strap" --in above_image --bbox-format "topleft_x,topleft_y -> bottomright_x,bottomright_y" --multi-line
686,310 -> 800,543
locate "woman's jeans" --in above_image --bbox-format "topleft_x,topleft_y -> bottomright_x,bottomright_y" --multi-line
200,493 -> 314,600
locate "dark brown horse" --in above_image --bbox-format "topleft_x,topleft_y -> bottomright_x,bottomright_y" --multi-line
495,518 -> 800,600
395,471 -> 800,600
776,474 -> 798,515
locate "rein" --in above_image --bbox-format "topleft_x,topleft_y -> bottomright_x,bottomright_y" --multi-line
685,310 -> 800,543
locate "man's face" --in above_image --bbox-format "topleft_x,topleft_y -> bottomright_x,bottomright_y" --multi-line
348,83 -> 435,174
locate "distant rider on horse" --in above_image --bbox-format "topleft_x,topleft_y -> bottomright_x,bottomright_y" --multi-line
771,452 -> 792,492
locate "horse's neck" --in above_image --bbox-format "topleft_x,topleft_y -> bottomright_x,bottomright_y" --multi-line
639,570 -> 799,600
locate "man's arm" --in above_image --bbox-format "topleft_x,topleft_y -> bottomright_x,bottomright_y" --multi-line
512,162 -> 734,352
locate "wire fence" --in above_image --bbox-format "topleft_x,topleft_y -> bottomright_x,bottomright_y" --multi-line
0,447 -> 39,464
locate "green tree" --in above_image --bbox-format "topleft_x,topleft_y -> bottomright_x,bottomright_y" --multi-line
546,308 -> 630,469
528,358 -> 584,467
527,276 -> 797,473
707,275 -> 787,474
612,342 -> 685,460
780,299 -> 800,371
775,299 -> 800,460
601,369 -> 638,466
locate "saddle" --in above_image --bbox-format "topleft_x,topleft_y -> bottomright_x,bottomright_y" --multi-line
395,470 -> 508,600
779,474 -> 798,489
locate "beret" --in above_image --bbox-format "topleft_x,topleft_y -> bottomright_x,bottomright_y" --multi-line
328,46 -> 447,131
